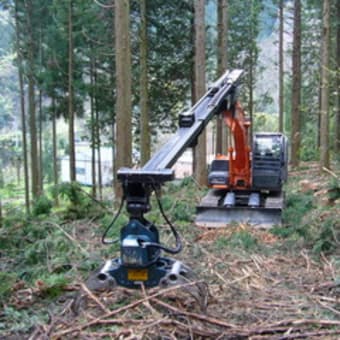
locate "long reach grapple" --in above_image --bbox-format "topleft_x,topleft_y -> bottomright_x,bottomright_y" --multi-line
92,70 -> 288,290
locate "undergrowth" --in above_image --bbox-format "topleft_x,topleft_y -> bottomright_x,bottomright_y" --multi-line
215,230 -> 258,251
271,176 -> 340,256
0,171 -> 339,336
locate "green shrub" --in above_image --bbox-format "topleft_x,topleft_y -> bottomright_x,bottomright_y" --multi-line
32,195 -> 53,216
52,182 -> 95,219
214,230 -> 258,251
312,218 -> 339,255
228,230 -> 258,250
0,272 -> 17,303
327,178 -> 340,202
282,191 -> 314,227
172,201 -> 194,222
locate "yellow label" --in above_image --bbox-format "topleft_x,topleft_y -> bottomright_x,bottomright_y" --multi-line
127,268 -> 148,281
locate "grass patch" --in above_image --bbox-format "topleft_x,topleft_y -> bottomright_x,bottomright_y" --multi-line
215,230 -> 258,251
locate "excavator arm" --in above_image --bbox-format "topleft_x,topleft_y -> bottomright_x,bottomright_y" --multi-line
223,101 -> 251,189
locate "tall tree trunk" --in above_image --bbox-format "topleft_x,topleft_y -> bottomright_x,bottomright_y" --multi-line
109,59 -> 116,191
290,0 -> 301,168
319,0 -> 330,170
216,0 -> 228,155
96,120 -> 102,200
52,96 -> 59,206
38,28 -> 43,191
94,64 -> 103,200
0,199 -> 2,228
278,0 -> 284,133
38,89 -> 43,190
140,0 -> 150,166
248,0 -> 257,144
248,47 -> 254,143
15,0 -> 30,213
90,56 -> 97,198
68,0 -> 76,182
114,0 -> 132,197
193,0 -> 207,186
26,0 -> 40,198
335,0 -> 340,154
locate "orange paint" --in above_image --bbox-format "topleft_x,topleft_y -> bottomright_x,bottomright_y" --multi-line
211,101 -> 252,190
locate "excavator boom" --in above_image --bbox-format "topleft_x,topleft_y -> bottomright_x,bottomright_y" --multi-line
91,70 -> 288,291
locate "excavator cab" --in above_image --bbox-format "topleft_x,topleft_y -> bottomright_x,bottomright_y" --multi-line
208,156 -> 229,187
252,133 -> 288,192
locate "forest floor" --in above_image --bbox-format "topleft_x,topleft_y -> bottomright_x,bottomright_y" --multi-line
1,161 -> 339,339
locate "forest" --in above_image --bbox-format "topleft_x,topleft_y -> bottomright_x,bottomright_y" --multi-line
0,0 -> 339,339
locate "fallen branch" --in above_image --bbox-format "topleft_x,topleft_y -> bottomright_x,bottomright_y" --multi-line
79,282 -> 110,314
151,298 -> 237,329
51,281 -> 204,338
278,329 -> 340,340
264,318 -> 340,329
322,167 -> 338,179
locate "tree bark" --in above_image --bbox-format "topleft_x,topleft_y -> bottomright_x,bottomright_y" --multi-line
248,46 -> 254,143
52,96 -> 59,206
216,0 -> 228,155
290,0 -> 301,168
96,111 -> 103,200
278,0 -> 284,133
0,199 -> 2,228
38,89 -> 43,191
26,0 -> 41,198
114,0 -> 132,197
90,56 -> 97,198
193,0 -> 207,186
68,0 -> 76,182
319,0 -> 330,170
335,0 -> 340,153
94,64 -> 103,200
109,59 -> 116,191
38,28 -> 43,191
15,0 -> 30,213
140,0 -> 150,166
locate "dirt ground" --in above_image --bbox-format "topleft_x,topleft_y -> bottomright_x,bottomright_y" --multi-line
5,224 -> 336,340
3,163 -> 340,339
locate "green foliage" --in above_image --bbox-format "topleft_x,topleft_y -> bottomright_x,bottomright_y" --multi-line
271,176 -> 340,256
214,236 -> 229,249
271,190 -> 314,241
172,200 -> 194,222
54,182 -> 83,204
0,217 -> 85,286
52,182 -> 94,219
282,191 -> 314,227
327,178 -> 340,202
312,218 -> 339,254
32,195 -> 53,216
0,272 -> 17,302
227,0 -> 263,111
215,230 -> 258,251
36,273 -> 70,298
300,121 -> 319,161
254,112 -> 279,132
0,306 -> 49,334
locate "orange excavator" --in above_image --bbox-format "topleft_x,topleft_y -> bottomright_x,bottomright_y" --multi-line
92,70 -> 288,290
209,101 -> 252,191
197,97 -> 288,227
